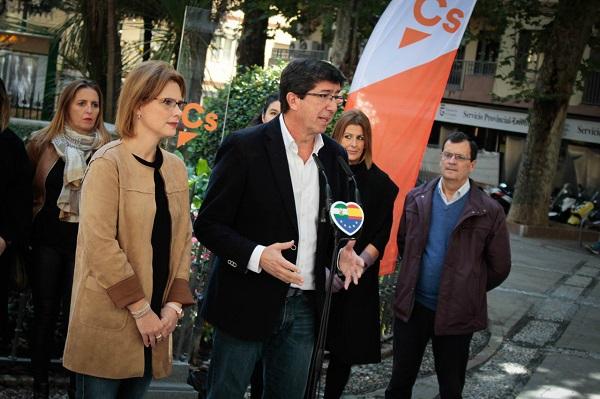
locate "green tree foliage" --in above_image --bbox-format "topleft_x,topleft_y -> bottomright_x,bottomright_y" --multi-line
179,64 -> 282,167
179,62 -> 346,168
56,0 -> 230,120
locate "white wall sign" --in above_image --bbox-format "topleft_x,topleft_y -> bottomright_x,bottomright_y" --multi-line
435,102 -> 600,144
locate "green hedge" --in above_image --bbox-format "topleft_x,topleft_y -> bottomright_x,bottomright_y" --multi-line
9,118 -> 49,140
179,63 -> 347,169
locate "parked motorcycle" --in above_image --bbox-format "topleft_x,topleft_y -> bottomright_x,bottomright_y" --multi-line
488,182 -> 512,214
549,183 -> 583,223
567,191 -> 599,226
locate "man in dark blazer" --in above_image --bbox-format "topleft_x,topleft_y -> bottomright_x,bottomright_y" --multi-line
194,59 -> 365,399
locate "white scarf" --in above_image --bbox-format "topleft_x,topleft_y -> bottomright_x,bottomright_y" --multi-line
51,126 -> 102,222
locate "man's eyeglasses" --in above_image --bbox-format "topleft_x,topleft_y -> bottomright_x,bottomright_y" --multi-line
304,92 -> 345,106
155,97 -> 188,111
441,151 -> 471,162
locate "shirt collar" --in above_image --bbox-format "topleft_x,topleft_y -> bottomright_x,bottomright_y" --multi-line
279,114 -> 324,155
438,178 -> 470,203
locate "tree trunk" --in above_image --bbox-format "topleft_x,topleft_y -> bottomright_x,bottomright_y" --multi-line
236,3 -> 268,70
143,16 -> 153,61
329,1 -> 353,68
507,0 -> 600,225
176,6 -> 219,103
105,0 -> 116,122
346,1 -> 361,80
329,0 -> 360,79
187,30 -> 212,102
82,0 -> 107,100
81,0 -> 121,122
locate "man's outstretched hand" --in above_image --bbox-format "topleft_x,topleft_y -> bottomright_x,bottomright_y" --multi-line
338,240 -> 364,289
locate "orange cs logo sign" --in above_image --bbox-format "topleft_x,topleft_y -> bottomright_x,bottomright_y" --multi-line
182,103 -> 218,131
400,0 -> 465,48
177,103 -> 219,147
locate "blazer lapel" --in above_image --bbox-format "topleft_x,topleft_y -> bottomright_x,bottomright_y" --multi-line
264,123 -> 298,233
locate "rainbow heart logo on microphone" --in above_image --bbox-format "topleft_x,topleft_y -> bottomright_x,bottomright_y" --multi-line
330,201 -> 365,236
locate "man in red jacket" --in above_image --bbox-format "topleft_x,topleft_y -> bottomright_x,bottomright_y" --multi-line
386,132 -> 511,399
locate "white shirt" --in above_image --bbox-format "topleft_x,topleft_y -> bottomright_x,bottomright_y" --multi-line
247,114 -> 323,290
437,178 -> 470,205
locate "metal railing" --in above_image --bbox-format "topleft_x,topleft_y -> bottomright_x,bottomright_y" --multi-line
270,48 -> 328,64
582,71 -> 600,106
9,92 -> 43,120
447,60 -> 497,91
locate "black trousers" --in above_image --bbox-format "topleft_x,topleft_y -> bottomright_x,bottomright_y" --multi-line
0,253 -> 9,347
323,354 -> 352,399
385,302 -> 472,399
30,244 -> 75,383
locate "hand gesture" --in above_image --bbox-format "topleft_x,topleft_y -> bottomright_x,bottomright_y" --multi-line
338,240 -> 364,289
260,240 -> 303,286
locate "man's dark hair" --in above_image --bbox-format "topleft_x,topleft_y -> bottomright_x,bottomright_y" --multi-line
442,131 -> 478,161
279,58 -> 346,113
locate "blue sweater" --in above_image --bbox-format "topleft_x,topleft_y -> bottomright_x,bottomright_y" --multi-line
416,188 -> 468,311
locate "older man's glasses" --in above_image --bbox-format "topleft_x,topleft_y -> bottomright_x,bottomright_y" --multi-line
441,151 -> 471,162
304,92 -> 345,106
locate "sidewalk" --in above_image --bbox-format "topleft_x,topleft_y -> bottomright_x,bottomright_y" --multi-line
344,234 -> 600,398
1,234 -> 599,398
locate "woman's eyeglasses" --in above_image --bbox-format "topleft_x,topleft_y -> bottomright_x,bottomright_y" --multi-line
155,97 -> 188,111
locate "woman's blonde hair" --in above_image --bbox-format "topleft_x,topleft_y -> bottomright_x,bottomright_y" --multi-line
30,79 -> 110,146
332,109 -> 373,169
0,78 -> 10,132
115,60 -> 186,138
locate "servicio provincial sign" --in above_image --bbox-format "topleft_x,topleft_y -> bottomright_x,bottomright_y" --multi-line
436,102 -> 600,144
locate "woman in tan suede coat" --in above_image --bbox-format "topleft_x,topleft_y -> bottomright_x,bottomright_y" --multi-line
63,61 -> 194,398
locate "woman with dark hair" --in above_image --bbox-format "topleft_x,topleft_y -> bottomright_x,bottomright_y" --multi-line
26,79 -> 111,398
63,60 -> 194,398
249,92 -> 280,126
324,109 -> 398,398
0,78 -> 32,352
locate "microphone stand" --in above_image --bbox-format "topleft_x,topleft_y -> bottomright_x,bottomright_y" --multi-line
337,155 -> 361,207
306,154 -> 346,399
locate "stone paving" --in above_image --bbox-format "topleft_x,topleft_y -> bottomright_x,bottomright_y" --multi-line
343,236 -> 600,399
2,235 -> 599,399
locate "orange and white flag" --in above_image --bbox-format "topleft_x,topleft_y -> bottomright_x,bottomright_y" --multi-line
346,0 -> 477,275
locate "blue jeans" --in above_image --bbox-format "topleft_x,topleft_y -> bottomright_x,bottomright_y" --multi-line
207,293 -> 316,399
75,350 -> 153,399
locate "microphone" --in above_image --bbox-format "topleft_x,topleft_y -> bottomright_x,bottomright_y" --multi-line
337,155 -> 361,206
312,153 -> 333,223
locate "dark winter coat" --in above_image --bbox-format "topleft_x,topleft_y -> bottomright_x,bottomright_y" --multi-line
0,128 -> 32,252
326,162 -> 398,364
393,177 -> 511,335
